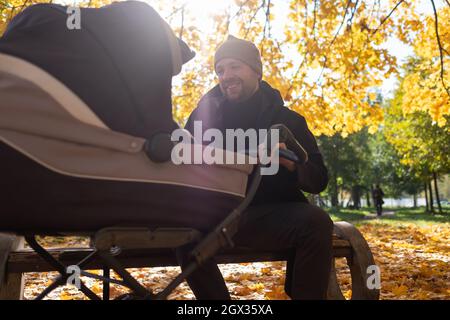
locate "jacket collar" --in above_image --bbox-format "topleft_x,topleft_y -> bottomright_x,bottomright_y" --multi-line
197,80 -> 285,130
200,80 -> 284,108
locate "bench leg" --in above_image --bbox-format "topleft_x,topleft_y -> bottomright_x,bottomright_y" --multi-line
0,272 -> 24,300
327,258 -> 345,300
0,234 -> 25,300
333,222 -> 380,300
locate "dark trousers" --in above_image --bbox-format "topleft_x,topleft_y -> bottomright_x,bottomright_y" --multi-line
176,202 -> 334,300
376,202 -> 383,216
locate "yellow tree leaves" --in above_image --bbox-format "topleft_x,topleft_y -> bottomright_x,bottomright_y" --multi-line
356,222 -> 450,300
384,69 -> 450,175
0,1 -> 449,135
0,0 -> 46,34
401,7 -> 450,126
282,0 -> 410,136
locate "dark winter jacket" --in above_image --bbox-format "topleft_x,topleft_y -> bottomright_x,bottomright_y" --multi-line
185,81 -> 328,205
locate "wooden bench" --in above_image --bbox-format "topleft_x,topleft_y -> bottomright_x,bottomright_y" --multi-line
0,221 -> 379,300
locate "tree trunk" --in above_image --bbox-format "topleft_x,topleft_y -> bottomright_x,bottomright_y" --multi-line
307,194 -> 317,205
331,193 -> 338,207
413,193 -> 417,208
355,187 -> 361,209
428,179 -> 435,214
331,175 -> 339,208
351,186 -> 361,210
317,195 -> 326,208
433,171 -> 443,214
424,182 -> 429,212
366,190 -> 371,207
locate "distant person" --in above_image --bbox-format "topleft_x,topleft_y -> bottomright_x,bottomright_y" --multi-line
372,184 -> 385,216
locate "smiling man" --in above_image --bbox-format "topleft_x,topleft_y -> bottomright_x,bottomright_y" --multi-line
182,35 -> 333,300
216,58 -> 260,103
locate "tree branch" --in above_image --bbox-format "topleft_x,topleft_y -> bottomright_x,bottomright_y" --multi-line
244,1 -> 265,39
312,0 -> 318,41
284,1 -> 310,99
314,0 -> 353,86
226,0 -> 251,32
372,0 -> 405,35
431,0 -> 450,97
165,3 -> 187,21
347,0 -> 360,27
285,53 -> 308,100
260,0 -> 271,55
262,0 -> 271,40
330,0 -> 353,47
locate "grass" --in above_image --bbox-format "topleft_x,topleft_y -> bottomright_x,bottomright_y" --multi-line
327,206 -> 450,227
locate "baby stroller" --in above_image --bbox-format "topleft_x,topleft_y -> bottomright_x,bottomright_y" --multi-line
0,2 -> 306,300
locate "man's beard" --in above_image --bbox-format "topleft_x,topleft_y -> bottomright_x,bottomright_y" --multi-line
220,78 -> 252,102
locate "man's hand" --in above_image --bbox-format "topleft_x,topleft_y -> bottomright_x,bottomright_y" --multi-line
277,143 -> 296,172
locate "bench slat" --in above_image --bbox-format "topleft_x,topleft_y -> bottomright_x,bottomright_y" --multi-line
6,239 -> 351,273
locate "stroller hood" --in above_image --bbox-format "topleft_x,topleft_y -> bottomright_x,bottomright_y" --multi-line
0,2 -> 252,199
0,1 -> 194,138
0,53 -> 252,198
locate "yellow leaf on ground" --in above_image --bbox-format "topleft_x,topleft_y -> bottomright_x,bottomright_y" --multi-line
392,285 -> 408,296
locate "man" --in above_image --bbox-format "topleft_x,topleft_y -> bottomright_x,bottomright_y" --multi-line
180,35 -> 333,300
372,184 -> 385,216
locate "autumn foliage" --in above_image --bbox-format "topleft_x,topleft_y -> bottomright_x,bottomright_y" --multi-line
1,0 -> 449,135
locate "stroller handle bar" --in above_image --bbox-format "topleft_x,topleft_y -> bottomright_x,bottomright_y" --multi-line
271,124 -> 308,165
